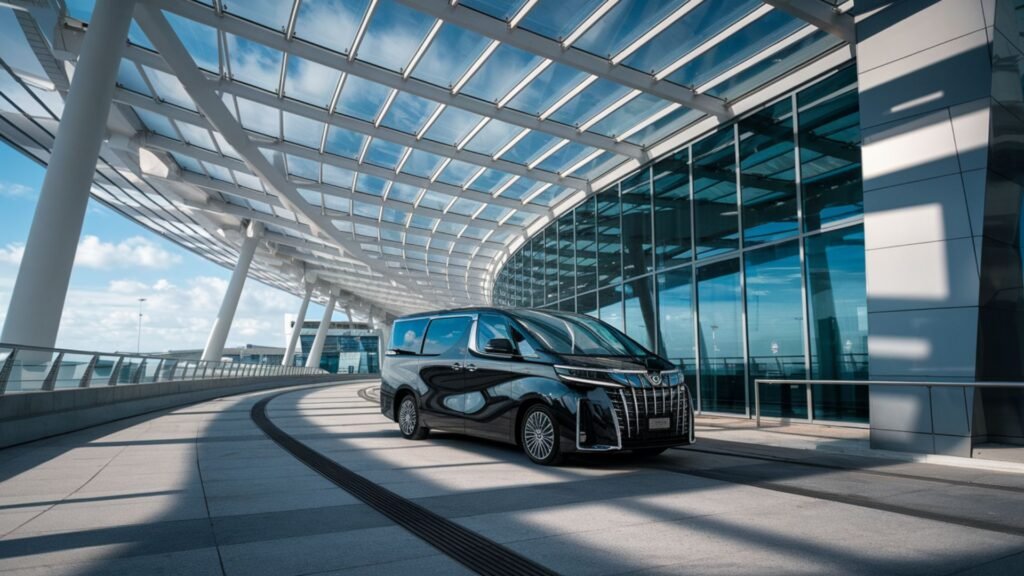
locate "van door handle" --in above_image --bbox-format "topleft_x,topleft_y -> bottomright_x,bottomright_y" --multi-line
452,362 -> 463,371
465,364 -> 477,372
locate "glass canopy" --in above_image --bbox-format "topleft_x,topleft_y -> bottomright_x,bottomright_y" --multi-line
0,0 -> 855,317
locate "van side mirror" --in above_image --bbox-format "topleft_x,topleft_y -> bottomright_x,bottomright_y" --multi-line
484,338 -> 516,355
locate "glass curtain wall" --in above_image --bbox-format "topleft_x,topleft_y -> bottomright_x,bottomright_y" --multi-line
493,66 -> 866,421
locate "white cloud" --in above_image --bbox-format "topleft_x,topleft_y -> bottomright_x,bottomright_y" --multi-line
0,243 -> 24,265
0,182 -> 34,198
75,235 -> 182,269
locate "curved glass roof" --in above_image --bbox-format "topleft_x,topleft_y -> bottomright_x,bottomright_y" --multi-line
0,0 -> 854,317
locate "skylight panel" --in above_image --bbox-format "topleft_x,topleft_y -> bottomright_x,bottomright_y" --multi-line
356,173 -> 389,196
334,219 -> 355,233
142,67 -> 196,111
166,13 -> 219,72
436,221 -> 466,236
499,177 -> 543,201
499,131 -> 559,164
294,0 -> 369,54
436,159 -> 478,187
381,206 -> 409,225
175,121 -> 216,151
589,93 -> 675,139
623,106 -> 701,146
286,155 -> 320,181
202,161 -> 233,183
468,169 -> 514,194
411,23 -> 491,89
572,0 -> 680,58
476,205 -> 512,222
233,170 -> 263,191
463,121 -> 522,157
334,75 -> 392,121
356,0 -> 435,73
299,188 -> 323,207
529,184 -> 572,207
705,29 -> 840,100
663,10 -> 803,88
418,190 -> 453,211
213,132 -> 242,160
517,0 -> 605,42
324,194 -> 350,213
548,78 -> 631,128
423,106 -> 484,146
236,97 -> 280,137
354,223 -> 379,238
387,182 -> 421,204
449,198 -> 484,217
380,91 -> 441,135
324,127 -> 365,159
133,108 -> 177,140
505,62 -> 587,116
364,139 -> 406,170
621,0 -> 759,76
117,61 -> 150,96
381,228 -> 404,243
459,43 -> 543,104
284,56 -> 342,108
409,214 -> 438,230
169,152 -> 204,174
461,226 -> 490,241
224,0 -> 294,31
226,34 -> 283,92
353,200 -> 381,220
322,164 -> 357,189
283,113 -> 325,149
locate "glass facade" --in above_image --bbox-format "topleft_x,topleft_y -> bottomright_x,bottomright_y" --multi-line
493,66 -> 867,421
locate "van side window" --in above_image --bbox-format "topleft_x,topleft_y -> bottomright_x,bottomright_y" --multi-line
476,314 -> 514,352
390,318 -> 429,354
421,316 -> 473,355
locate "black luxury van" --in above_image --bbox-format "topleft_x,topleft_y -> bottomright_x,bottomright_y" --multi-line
379,307 -> 694,465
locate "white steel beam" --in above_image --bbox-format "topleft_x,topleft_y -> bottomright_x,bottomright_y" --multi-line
396,0 -> 729,118
153,0 -> 644,159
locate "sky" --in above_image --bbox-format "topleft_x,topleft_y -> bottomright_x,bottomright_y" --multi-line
0,141 -> 333,354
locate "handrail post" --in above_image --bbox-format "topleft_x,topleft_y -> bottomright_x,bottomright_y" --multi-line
107,357 -> 124,386
754,379 -> 761,428
79,355 -> 99,388
153,359 -> 165,382
0,348 -> 18,394
41,352 -> 64,391
132,360 -> 146,384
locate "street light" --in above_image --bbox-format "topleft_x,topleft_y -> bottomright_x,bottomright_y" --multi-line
137,298 -> 147,354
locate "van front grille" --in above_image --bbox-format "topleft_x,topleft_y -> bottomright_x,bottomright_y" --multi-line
609,385 -> 689,442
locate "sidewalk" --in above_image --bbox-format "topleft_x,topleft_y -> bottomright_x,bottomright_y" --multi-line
695,415 -> 1024,474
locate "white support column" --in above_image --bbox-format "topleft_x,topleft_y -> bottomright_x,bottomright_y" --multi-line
0,0 -> 135,348
305,293 -> 336,369
282,284 -> 313,366
202,221 -> 263,362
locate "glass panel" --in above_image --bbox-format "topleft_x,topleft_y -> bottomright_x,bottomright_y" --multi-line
284,56 -> 342,108
598,285 -> 623,331
745,241 -> 807,418
575,197 -> 598,294
621,168 -> 653,280
578,290 -> 598,318
692,127 -> 738,258
574,0 -> 680,58
518,0 -> 604,42
544,226 -> 559,305
798,66 -> 862,231
507,62 -> 588,116
558,213 -> 575,302
531,236 -> 545,306
697,258 -> 745,413
740,97 -> 798,245
335,75 -> 391,121
167,14 -> 219,72
657,268 -> 697,397
357,0 -> 435,72
623,276 -> 657,352
806,225 -> 869,422
412,24 -> 490,89
382,91 -> 439,134
653,149 -> 692,268
597,186 -> 622,286
294,0 -> 369,55
226,35 -> 282,92
461,44 -> 543,103
391,318 -> 429,353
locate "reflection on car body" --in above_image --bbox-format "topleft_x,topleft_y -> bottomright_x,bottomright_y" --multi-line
380,307 -> 695,465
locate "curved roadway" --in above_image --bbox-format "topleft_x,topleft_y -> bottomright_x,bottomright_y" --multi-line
1,380 -> 1023,575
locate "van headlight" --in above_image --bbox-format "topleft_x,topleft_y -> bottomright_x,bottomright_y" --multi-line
662,370 -> 683,387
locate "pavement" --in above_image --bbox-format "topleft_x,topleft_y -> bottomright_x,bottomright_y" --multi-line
1,379 -> 1023,575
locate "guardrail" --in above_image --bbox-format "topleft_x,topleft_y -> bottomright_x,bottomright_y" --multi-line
0,343 -> 325,394
754,378 -> 1024,427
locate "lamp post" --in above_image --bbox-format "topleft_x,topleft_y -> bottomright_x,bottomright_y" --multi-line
137,297 -> 147,354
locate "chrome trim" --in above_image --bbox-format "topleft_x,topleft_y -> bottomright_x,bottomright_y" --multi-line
554,364 -> 647,374
558,374 -> 626,388
617,389 -> 631,438
575,397 -> 623,452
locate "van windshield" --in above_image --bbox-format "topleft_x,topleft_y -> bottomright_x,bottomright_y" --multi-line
511,310 -> 650,358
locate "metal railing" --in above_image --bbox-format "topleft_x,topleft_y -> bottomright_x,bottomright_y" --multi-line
0,343 -> 326,394
754,378 -> 1024,427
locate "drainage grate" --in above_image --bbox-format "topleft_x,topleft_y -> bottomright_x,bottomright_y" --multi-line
251,392 -> 558,576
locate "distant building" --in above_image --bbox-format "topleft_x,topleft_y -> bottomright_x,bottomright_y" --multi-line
160,344 -> 285,365
283,316 -> 381,374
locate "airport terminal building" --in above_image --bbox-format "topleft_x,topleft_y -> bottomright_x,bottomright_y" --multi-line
0,0 -> 1022,457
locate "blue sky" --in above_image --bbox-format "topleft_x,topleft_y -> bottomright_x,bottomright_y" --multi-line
0,141 -> 332,354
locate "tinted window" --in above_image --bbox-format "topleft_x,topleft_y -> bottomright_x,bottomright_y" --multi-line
476,314 -> 513,352
513,310 -> 648,357
422,316 -> 472,355
390,318 -> 429,353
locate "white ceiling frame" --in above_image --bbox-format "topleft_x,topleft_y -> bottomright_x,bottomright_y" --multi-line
395,0 -> 729,118
153,0 -> 644,160
403,18 -> 443,79
135,4 -> 411,316
654,4 -> 775,81
761,0 -> 856,44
